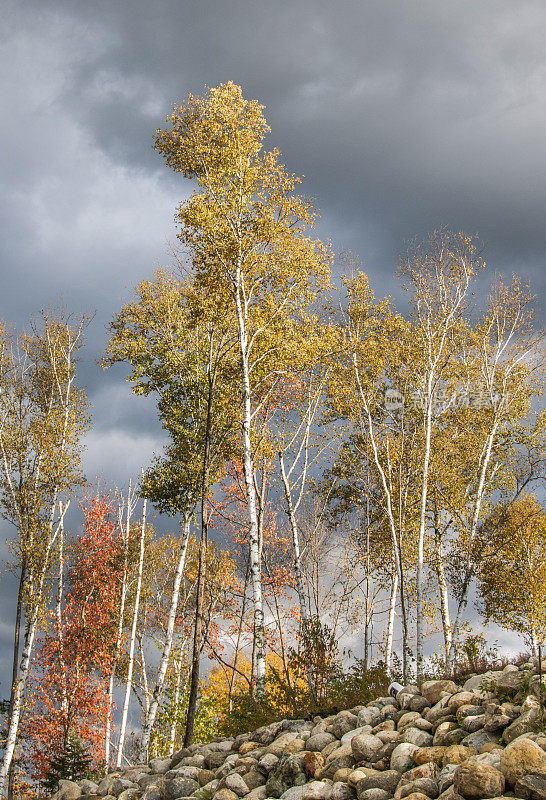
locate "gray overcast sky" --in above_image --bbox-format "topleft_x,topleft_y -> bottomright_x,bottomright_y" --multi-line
1,0 -> 545,691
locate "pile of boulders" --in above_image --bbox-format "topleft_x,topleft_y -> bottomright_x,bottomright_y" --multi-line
52,658 -> 546,800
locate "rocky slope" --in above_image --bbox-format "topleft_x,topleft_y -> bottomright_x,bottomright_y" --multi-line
53,659 -> 546,800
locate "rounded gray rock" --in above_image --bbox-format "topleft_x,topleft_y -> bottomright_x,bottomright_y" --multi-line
351,734 -> 383,761
390,743 -> 418,772
165,777 -> 200,800
403,727 -> 433,748
306,733 -> 337,752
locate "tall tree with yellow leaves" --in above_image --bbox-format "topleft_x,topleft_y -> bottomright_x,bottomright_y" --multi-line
154,82 -> 331,696
0,312 -> 89,796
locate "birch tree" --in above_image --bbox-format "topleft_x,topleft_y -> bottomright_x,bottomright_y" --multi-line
154,82 -> 331,695
116,498 -> 147,767
105,272 -> 239,750
398,230 -> 483,675
327,274 -> 417,678
0,312 -> 89,796
442,276 -> 544,672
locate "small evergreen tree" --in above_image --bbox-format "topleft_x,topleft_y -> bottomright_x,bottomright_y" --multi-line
42,737 -> 92,794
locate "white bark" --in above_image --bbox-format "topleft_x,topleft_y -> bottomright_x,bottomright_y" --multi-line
352,355 -> 410,677
233,267 -> 266,698
435,535 -> 452,659
385,571 -> 399,675
116,499 -> 147,767
0,503 -> 69,797
168,655 -> 184,756
104,485 -> 134,769
416,375 -> 434,676
55,504 -> 68,716
139,511 -> 192,759
279,453 -> 309,628
446,422 -> 499,672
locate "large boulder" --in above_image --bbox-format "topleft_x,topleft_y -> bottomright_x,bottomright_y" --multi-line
331,782 -> 351,800
446,693 -> 482,713
243,770 -> 267,790
164,776 -> 200,800
302,781 -> 333,800
421,682 -> 458,706
390,743 -> 418,772
404,728 -> 433,748
413,747 -> 446,766
57,780 -> 83,800
222,774 -> 249,797
453,762 -> 505,799
351,734 -> 384,762
303,752 -> 325,778
460,730 -> 497,751
441,746 -> 477,766
514,773 -> 546,800
149,758 -> 172,774
357,708 -> 382,728
462,672 -> 500,697
503,705 -> 541,744
306,733 -> 337,752
496,666 -> 525,697
356,769 -> 401,796
265,754 -> 307,798
500,737 -> 546,787
329,713 -> 358,739
97,777 -> 122,797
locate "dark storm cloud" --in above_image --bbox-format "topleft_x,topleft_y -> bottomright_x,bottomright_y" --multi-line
0,0 -> 545,686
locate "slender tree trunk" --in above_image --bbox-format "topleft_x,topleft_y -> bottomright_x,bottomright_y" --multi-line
138,634 -> 151,720
436,538 -> 452,661
228,558 -> 250,712
279,453 -> 309,629
184,361 -> 215,747
531,627 -> 539,659
278,452 -> 314,692
385,571 -> 399,675
445,423 -> 499,674
0,500 -> 68,797
353,357 -> 410,681
416,377 -> 434,677
6,559 -> 25,800
183,506 -> 207,747
363,492 -> 372,671
55,508 -> 69,716
117,500 -> 147,767
234,275 -> 266,698
140,510 -> 192,759
104,487 -> 133,770
168,655 -> 184,755
1,605 -> 42,793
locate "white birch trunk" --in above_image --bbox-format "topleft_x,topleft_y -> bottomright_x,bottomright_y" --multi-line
385,572 -> 399,676
435,536 -> 452,660
140,511 -> 192,759
233,272 -> 266,698
56,505 -> 68,716
104,486 -> 133,769
0,502 -> 69,797
352,356 -> 410,677
446,422 -> 499,673
116,499 -> 147,767
416,376 -> 434,676
279,454 -> 309,628
168,655 -> 184,756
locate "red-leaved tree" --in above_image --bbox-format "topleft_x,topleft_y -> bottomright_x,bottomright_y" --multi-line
25,496 -> 126,782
